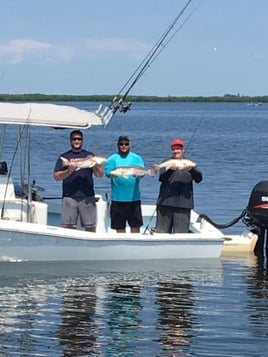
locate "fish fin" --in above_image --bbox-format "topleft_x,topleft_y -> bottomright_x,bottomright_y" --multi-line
148,168 -> 155,176
89,160 -> 97,167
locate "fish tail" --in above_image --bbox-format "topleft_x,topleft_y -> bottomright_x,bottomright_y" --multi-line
60,156 -> 69,165
152,164 -> 159,172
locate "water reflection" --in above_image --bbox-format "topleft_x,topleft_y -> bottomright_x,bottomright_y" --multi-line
155,280 -> 193,355
1,258 -> 268,356
0,282 -> 58,355
247,256 -> 268,338
105,283 -> 142,356
58,282 -> 98,356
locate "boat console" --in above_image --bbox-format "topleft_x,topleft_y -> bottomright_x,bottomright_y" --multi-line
0,174 -> 48,224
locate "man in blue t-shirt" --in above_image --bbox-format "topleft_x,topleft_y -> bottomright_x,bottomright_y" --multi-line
105,135 -> 144,233
54,130 -> 103,232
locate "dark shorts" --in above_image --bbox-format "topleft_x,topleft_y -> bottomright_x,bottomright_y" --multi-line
110,200 -> 143,230
61,196 -> 96,228
156,205 -> 191,233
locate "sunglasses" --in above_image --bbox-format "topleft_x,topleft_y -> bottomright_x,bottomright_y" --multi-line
119,142 -> 129,146
72,137 -> 82,141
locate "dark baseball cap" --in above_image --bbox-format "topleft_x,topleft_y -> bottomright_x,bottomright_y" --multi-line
117,135 -> 130,143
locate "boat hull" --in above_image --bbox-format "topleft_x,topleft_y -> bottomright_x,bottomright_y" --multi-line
0,220 -> 223,261
222,231 -> 258,254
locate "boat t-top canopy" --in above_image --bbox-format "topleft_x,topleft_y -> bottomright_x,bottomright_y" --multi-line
0,102 -> 111,129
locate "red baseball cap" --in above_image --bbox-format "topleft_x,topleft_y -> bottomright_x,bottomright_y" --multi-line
171,138 -> 184,147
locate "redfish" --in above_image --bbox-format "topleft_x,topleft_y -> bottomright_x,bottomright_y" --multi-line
152,158 -> 196,171
60,155 -> 106,170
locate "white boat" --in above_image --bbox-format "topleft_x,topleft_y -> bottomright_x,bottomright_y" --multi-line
47,198 -> 259,256
0,102 -> 228,262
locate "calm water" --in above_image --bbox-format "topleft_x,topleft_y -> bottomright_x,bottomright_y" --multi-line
0,256 -> 268,356
1,102 -> 268,356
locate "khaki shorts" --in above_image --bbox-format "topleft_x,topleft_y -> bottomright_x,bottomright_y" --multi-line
61,196 -> 96,228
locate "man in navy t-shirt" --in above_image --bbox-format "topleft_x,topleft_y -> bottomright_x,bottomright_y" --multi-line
54,130 -> 103,232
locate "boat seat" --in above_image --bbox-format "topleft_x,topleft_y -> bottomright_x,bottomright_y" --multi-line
0,175 -> 16,200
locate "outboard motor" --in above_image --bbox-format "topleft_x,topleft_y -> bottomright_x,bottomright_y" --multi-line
244,181 -> 268,256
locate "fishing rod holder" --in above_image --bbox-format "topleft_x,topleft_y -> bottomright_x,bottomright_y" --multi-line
95,98 -> 132,127
109,98 -> 132,114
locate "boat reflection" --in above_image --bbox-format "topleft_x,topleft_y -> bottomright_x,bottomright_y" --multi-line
246,256 -> 268,333
58,283 -> 98,356
105,283 -> 143,355
6,258 -> 265,355
155,280 -> 193,354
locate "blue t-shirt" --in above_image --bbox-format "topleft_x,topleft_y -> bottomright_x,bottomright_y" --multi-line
54,149 -> 95,198
105,151 -> 144,202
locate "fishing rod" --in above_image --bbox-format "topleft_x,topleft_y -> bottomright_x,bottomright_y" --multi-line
1,125 -> 27,219
0,65 -> 8,87
103,0 -> 197,119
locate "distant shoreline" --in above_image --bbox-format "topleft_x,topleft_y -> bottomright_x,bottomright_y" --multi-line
0,93 -> 267,103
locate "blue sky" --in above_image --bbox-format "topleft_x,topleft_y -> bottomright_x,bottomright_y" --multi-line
1,0 -> 267,96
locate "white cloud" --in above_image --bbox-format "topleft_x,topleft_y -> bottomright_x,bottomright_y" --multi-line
0,37 -> 150,65
84,37 -> 150,59
0,39 -> 52,63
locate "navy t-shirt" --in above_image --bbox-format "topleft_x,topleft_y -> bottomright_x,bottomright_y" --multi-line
54,149 -> 95,198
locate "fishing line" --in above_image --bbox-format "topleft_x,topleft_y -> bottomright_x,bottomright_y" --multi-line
143,207 -> 156,234
0,64 -> 9,91
143,103 -> 207,233
109,0 -> 197,114
184,107 -> 208,154
141,3 -> 200,78
0,125 -> 7,162
121,0 -> 193,98
1,105 -> 36,219
1,125 -> 27,218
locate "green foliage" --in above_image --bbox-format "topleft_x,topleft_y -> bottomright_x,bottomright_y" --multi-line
0,93 -> 267,102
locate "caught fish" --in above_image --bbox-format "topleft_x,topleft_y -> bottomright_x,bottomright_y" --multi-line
110,166 -> 155,178
152,158 -> 196,171
60,155 -> 106,170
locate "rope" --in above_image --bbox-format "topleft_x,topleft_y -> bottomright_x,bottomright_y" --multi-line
197,209 -> 247,229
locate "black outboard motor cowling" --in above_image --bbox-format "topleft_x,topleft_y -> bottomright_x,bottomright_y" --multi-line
246,181 -> 268,257
247,181 -> 268,229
